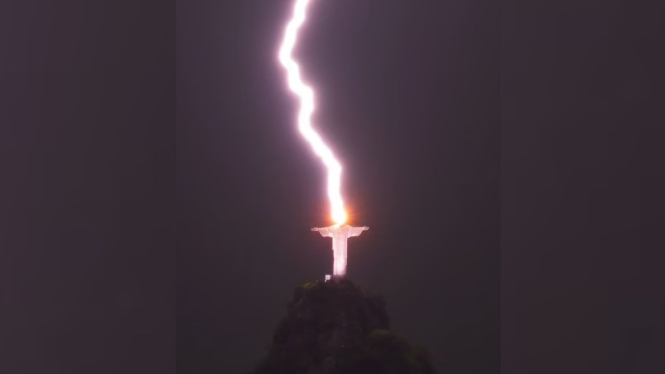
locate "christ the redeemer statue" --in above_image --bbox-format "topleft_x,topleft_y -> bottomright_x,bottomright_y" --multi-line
311,224 -> 369,279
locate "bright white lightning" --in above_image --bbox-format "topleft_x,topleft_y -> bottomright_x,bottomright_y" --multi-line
278,0 -> 347,225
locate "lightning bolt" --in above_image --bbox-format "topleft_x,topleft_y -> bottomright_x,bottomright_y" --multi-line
279,0 -> 347,225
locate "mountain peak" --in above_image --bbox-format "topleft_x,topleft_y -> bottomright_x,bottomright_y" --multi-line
252,280 -> 437,374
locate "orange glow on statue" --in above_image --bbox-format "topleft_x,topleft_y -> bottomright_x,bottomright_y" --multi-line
279,0 -> 368,278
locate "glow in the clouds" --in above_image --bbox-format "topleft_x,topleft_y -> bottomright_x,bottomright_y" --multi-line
278,0 -> 347,225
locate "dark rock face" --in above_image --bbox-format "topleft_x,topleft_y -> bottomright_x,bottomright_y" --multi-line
252,280 -> 437,374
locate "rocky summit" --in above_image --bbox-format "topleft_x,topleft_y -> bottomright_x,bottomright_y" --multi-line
251,280 -> 437,374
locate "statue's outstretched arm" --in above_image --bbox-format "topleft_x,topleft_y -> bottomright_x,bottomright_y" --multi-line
312,227 -> 333,237
348,226 -> 369,237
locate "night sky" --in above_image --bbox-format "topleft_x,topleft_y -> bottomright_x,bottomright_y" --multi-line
178,1 -> 498,373
1,1 -> 175,373
2,1 -> 664,374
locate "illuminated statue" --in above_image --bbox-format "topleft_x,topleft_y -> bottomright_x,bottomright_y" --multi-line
312,225 -> 369,279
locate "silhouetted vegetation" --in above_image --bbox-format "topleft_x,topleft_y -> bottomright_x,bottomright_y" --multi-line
251,280 -> 437,374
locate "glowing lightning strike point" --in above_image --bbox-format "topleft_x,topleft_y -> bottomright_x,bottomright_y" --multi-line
279,0 -> 347,226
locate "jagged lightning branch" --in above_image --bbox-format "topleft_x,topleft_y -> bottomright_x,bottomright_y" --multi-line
278,0 -> 347,225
